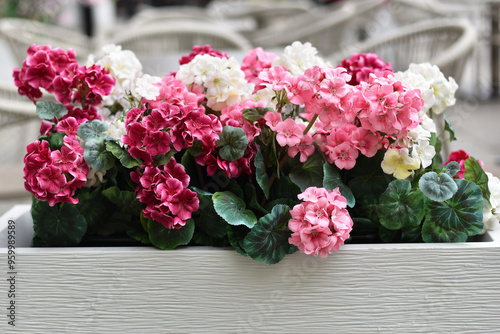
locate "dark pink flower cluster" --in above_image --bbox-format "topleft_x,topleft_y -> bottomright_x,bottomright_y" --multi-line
241,47 -> 277,92
338,52 -> 393,86
289,187 -> 353,257
445,150 -> 484,179
126,75 -> 220,227
179,45 -> 228,65
13,44 -> 114,123
131,159 -> 199,229
23,136 -> 89,206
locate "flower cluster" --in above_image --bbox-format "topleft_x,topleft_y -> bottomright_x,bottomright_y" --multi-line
24,137 -> 88,206
339,52 -> 393,86
131,159 -> 198,229
289,187 -> 353,257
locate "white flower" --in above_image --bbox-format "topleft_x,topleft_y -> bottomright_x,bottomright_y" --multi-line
176,54 -> 253,111
483,172 -> 500,232
84,168 -> 107,188
134,74 -> 162,100
411,139 -> 435,168
397,63 -> 458,115
105,118 -> 127,143
272,41 -> 331,76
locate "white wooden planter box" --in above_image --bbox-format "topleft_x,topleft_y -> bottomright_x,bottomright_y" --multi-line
1,204 -> 500,333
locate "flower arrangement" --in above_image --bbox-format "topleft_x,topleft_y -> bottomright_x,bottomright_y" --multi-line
13,41 -> 500,264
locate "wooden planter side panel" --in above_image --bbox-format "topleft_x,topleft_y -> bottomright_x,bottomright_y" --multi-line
1,206 -> 500,333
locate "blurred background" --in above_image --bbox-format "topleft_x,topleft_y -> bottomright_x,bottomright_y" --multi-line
1,0 -> 499,215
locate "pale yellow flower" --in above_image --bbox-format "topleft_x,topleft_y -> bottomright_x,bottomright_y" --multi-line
381,148 -> 420,179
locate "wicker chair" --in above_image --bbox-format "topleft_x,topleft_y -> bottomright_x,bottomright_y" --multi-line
110,21 -> 252,57
0,82 -> 37,129
249,0 -> 387,57
0,18 -> 95,66
329,18 -> 478,83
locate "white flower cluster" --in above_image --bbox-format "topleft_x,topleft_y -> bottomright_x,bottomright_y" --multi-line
175,54 -> 253,111
396,63 -> 458,115
406,114 -> 437,168
483,172 -> 500,232
272,41 -> 330,76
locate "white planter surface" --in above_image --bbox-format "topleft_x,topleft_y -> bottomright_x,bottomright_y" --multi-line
1,204 -> 500,333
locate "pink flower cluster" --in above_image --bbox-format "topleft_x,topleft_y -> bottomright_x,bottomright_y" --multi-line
178,45 -> 228,65
338,52 -> 393,86
241,47 -> 277,92
288,187 -> 353,257
131,159 -> 199,229
13,44 -> 114,126
445,150 -> 484,179
125,75 -> 218,227
24,137 -> 89,206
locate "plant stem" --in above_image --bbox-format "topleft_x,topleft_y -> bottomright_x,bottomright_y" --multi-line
303,113 -> 319,135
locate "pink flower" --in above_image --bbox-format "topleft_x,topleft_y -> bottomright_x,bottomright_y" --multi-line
289,187 -> 353,258
263,111 -> 282,131
275,118 -> 304,147
339,52 -> 393,85
287,133 -> 315,162
258,66 -> 292,91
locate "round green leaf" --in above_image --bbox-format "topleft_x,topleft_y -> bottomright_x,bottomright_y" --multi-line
77,120 -> 109,141
213,191 -> 257,228
419,171 -> 458,202
106,140 -> 142,168
147,219 -> 195,250
216,126 -> 249,161
445,161 -> 460,177
84,137 -> 115,171
254,149 -> 270,199
32,200 -> 87,246
378,179 -> 425,230
242,107 -> 272,122
241,204 -> 293,264
36,101 -> 68,120
422,179 -> 484,242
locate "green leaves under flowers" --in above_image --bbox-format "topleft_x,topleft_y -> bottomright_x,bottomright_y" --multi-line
242,107 -> 272,122
216,126 -> 249,161
102,186 -> 143,215
84,137 -> 115,171
147,219 -> 195,250
464,157 -> 491,202
242,204 -> 296,264
289,152 -> 323,192
106,140 -> 142,168
378,179 -> 425,230
323,162 -> 355,208
419,171 -> 458,202
77,120 -> 108,141
32,199 -> 87,246
254,149 -> 270,198
36,101 -> 68,120
213,191 -> 257,228
422,179 -> 484,242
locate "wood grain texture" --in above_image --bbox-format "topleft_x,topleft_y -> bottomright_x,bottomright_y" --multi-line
1,205 -> 500,333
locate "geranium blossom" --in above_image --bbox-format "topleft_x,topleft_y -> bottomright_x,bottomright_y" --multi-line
381,148 -> 420,179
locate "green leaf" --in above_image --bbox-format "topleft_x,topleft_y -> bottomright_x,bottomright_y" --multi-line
77,120 -> 109,141
76,188 -> 115,235
84,137 -> 115,171
147,219 -> 195,250
254,148 -> 270,198
464,157 -> 491,202
289,152 -> 324,192
36,101 -> 68,120
102,186 -> 143,215
126,222 -> 151,245
212,191 -> 257,228
153,150 -> 176,166
244,183 -> 268,215
323,162 -> 355,208
216,126 -> 249,161
422,179 -> 484,242
378,179 -> 425,230
445,161 -> 460,177
242,107 -> 272,122
443,115 -> 457,141
227,225 -> 250,256
270,175 -> 302,201
194,191 -> 228,238
32,200 -> 87,246
106,140 -> 142,168
47,132 -> 66,151
241,204 -> 293,264
419,171 -> 458,202
192,228 -> 229,247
